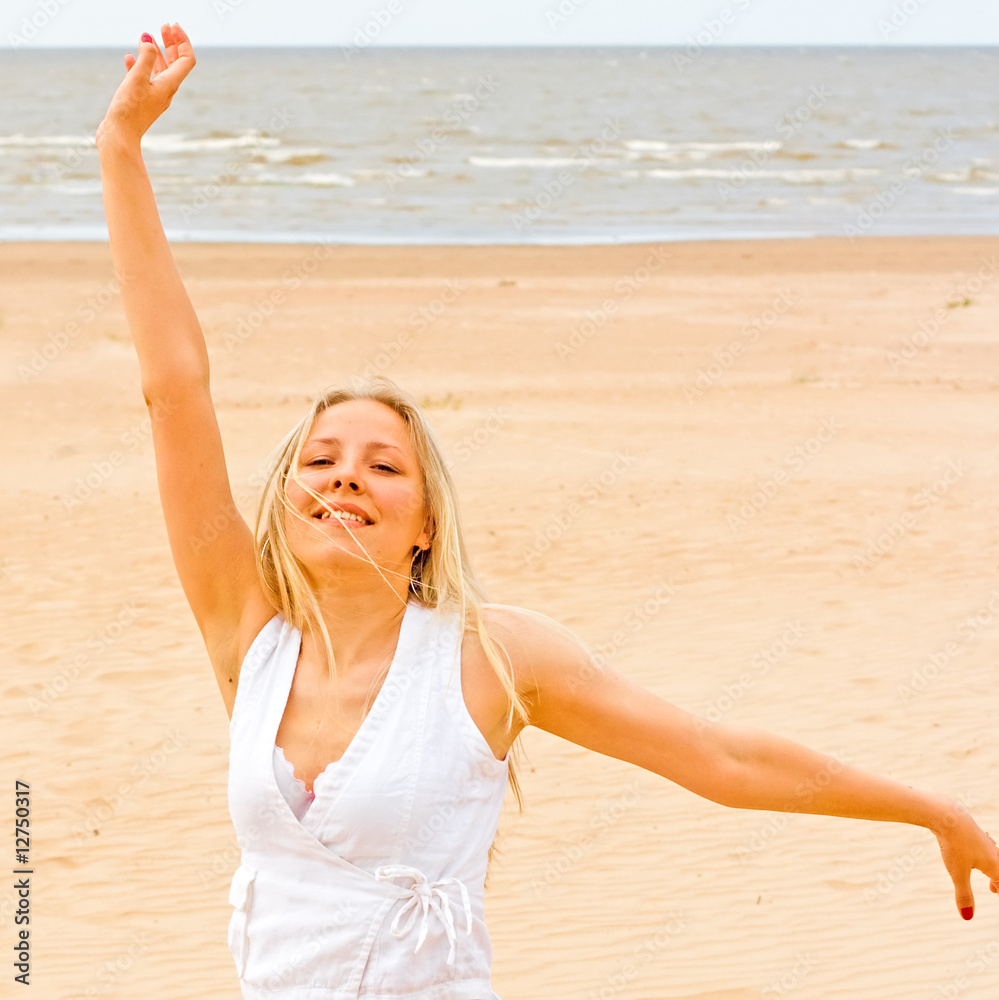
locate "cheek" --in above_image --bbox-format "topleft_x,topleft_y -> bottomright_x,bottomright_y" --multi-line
381,481 -> 425,521
283,501 -> 311,541
282,474 -> 325,535
284,482 -> 305,510
285,470 -> 325,507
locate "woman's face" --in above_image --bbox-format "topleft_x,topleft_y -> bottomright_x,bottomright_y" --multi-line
284,399 -> 431,581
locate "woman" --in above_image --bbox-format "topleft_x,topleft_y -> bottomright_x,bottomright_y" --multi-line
97,24 -> 999,1000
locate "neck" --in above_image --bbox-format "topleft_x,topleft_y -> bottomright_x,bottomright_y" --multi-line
303,572 -> 413,675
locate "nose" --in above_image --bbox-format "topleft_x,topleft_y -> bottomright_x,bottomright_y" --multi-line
329,455 -> 362,492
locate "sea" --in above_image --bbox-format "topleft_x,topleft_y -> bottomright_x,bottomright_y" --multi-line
2,46 -> 998,244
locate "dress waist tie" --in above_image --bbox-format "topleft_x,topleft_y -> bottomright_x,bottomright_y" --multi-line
374,864 -> 473,966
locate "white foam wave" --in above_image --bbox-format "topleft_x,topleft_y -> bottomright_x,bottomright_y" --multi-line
0,134 -> 94,148
257,147 -> 329,164
927,168 -> 999,184
638,167 -> 881,183
245,171 -> 356,187
623,140 -> 669,151
468,156 -> 584,168
0,131 -> 287,159
622,149 -> 713,163
142,132 -> 281,153
841,139 -> 888,150
623,139 -> 781,153
380,165 -> 432,178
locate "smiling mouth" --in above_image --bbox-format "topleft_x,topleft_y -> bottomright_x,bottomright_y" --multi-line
314,509 -> 373,526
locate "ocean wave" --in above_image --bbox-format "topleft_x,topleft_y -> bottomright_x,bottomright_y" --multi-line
623,139 -> 782,153
469,145 -> 788,170
925,167 -> 999,184
142,131 -> 282,153
633,167 -> 882,183
0,134 -> 94,149
468,156 -> 587,168
622,149 -> 713,163
243,171 -> 356,187
255,147 -> 330,166
0,130 -> 286,157
838,139 -> 894,150
353,167 -> 397,178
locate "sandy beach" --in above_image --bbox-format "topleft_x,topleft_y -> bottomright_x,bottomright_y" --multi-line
3,235 -> 999,1000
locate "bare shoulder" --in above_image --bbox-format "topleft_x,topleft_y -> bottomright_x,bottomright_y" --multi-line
457,603 -> 590,758
472,603 -> 594,701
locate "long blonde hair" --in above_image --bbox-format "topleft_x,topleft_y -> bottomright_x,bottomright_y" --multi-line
253,375 -> 530,810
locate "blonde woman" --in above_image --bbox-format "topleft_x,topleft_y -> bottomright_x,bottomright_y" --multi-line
98,23 -> 999,1000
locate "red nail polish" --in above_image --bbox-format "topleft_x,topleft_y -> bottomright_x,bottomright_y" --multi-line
141,33 -> 153,43
961,906 -> 974,920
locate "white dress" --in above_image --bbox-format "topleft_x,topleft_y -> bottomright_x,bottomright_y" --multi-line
227,598 -> 508,1000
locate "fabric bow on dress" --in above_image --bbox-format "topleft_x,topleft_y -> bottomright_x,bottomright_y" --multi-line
374,863 -> 473,966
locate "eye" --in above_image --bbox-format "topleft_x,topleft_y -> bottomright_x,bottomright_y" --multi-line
306,458 -> 332,467
374,464 -> 398,473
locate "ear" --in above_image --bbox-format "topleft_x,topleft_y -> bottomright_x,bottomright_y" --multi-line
414,513 -> 434,552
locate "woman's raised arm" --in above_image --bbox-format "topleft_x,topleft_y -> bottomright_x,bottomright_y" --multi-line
97,24 -> 271,714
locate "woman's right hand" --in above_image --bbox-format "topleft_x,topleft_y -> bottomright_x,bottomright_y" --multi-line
96,22 -> 196,150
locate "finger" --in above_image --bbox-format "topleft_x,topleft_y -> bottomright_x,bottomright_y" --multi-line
168,21 -> 196,63
132,34 -> 159,79
123,53 -> 136,73
152,39 -> 168,77
136,29 -> 167,76
952,870 -> 975,920
161,22 -> 179,65
155,23 -> 196,89
169,21 -> 192,47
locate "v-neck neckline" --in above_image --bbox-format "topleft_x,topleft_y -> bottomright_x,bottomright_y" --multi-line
271,599 -> 417,814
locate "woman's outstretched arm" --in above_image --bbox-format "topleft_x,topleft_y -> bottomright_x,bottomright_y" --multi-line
97,24 -> 271,714
491,607 -> 999,919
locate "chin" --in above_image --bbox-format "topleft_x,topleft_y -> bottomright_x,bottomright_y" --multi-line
299,538 -> 409,577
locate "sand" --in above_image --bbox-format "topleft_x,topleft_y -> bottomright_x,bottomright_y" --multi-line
2,236 -> 999,1000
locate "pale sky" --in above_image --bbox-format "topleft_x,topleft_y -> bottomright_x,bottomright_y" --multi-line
3,0 -> 998,49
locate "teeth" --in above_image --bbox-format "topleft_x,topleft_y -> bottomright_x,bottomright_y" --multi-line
319,509 -> 367,523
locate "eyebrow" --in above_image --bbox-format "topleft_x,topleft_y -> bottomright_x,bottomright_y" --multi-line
306,437 -> 406,454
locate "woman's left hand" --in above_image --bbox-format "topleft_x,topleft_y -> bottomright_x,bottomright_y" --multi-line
932,798 -> 999,919
96,22 -> 196,149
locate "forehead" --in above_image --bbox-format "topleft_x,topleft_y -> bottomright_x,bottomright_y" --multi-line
306,398 -> 413,451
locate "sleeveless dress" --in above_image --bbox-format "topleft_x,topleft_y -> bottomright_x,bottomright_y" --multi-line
227,598 -> 509,1000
